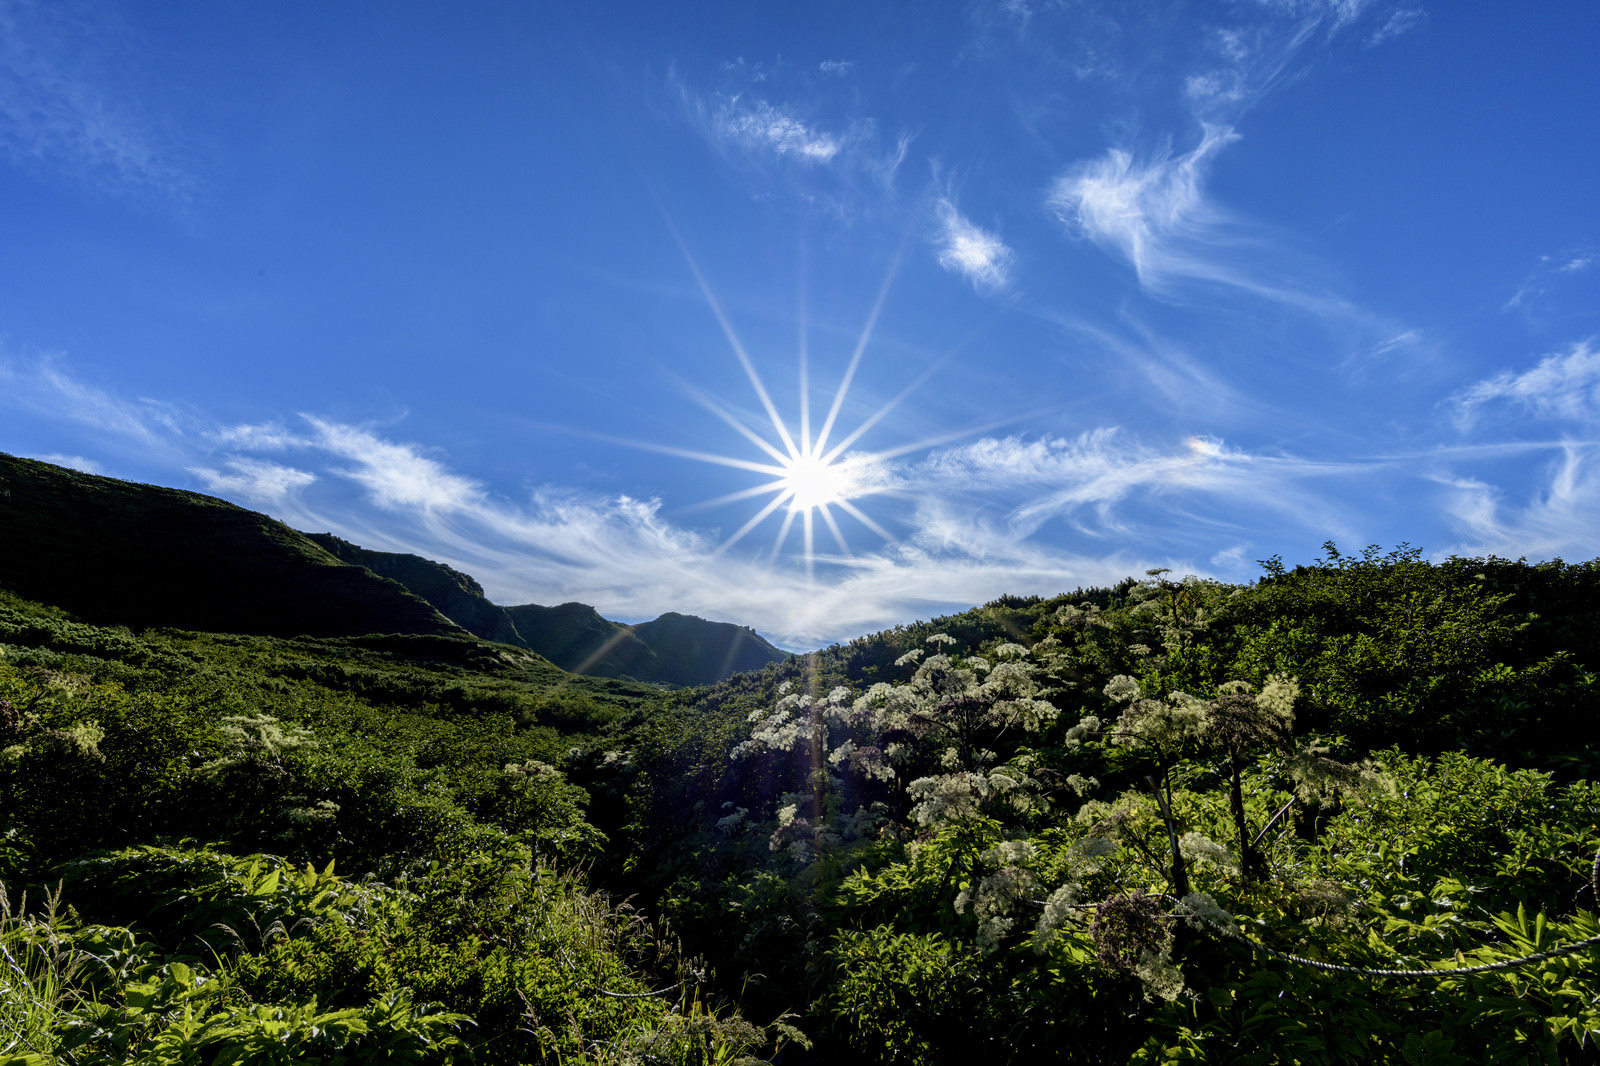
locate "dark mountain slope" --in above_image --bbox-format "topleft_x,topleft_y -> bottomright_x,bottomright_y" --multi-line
627,612 -> 786,687
307,533 -> 524,646
0,452 -> 787,685
309,535 -> 788,685
0,453 -> 460,639
503,601 -> 664,678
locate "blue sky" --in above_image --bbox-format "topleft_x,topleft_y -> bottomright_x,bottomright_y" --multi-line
3,1 -> 1598,649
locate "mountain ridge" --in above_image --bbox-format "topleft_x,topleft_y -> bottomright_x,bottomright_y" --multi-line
0,452 -> 786,686
308,532 -> 786,684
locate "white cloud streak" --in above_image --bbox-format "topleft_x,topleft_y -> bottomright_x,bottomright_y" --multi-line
1043,0 -> 1421,323
673,67 -> 910,210
1367,6 -> 1425,46
7,360 -> 1348,646
1504,247 -> 1598,316
1451,339 -> 1600,429
0,0 -> 196,203
34,452 -> 101,474
0,349 -> 186,446
1047,125 -> 1262,299
914,430 -> 1368,543
933,198 -> 1015,290
714,96 -> 841,162
189,457 -> 317,503
1438,445 -> 1600,562
20,356 -> 1580,649
305,417 -> 484,512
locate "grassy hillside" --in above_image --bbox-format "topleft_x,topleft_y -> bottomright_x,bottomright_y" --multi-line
607,547 -> 1600,1063
0,585 -> 795,1064
627,612 -> 788,687
0,454 -> 459,640
307,534 -> 526,646
311,534 -> 788,687
3,536 -> 1599,1063
0,454 -> 787,688
504,600 -> 664,677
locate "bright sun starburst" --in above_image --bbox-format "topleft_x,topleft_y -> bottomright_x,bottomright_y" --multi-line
694,373 -> 896,578
658,240 -> 914,580
780,450 -> 857,512
588,222 -> 1004,582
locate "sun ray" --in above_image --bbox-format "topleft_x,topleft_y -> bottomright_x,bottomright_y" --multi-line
713,490 -> 794,557
543,423 -> 788,477
768,506 -> 800,563
676,479 -> 794,512
629,219 -> 975,575
820,348 -> 957,465
864,401 -> 1073,463
679,384 -> 794,467
802,508 -> 816,582
814,249 -> 902,457
665,222 -> 801,461
798,270 -> 813,457
817,503 -> 852,558
835,497 -> 895,544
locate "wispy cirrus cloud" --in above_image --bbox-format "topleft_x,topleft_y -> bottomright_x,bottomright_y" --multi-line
933,198 -> 1015,290
33,452 -> 102,474
1043,0 -> 1420,317
1438,444 -> 1600,561
714,97 -> 843,162
912,429 -> 1369,542
10,354 -> 1536,649
674,64 -> 910,209
189,457 -> 317,503
305,417 -> 484,513
1434,338 -> 1600,563
0,348 -> 187,446
1047,125 -> 1262,299
209,421 -> 305,452
0,0 -> 198,205
197,416 -> 487,518
1450,339 -> 1600,429
1504,247 -> 1599,322
1179,1 -> 1395,118
1367,6 -> 1425,46
0,352 -> 1301,646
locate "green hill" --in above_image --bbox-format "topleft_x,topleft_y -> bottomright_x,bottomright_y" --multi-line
627,611 -> 789,686
8,449 -> 1600,1064
504,600 -> 664,677
307,534 -> 788,685
0,453 -> 458,639
0,453 -> 786,686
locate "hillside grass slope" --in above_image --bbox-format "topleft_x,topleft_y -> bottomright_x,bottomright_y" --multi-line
2,455 -> 1599,1064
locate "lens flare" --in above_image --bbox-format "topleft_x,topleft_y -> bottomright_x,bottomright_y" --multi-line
781,450 -> 859,513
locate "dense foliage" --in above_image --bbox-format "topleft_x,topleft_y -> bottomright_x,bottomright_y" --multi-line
3,543 -> 1600,1062
0,589 -> 796,1064
611,546 -> 1600,1063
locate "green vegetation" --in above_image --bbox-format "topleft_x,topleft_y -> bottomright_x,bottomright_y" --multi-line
0,453 -> 786,688
613,545 -> 1600,1063
3,476 -> 1600,1062
0,585 -> 792,1063
309,532 -> 787,686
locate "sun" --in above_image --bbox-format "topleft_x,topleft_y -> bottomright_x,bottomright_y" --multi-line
702,416 -> 893,573
780,449 -> 860,513
621,225 -> 975,577
569,225 -> 1012,578
662,353 -> 899,577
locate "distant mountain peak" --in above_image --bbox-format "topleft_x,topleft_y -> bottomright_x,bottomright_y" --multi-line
0,453 -> 787,687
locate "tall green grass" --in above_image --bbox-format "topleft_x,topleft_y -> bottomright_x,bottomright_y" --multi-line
0,883 -> 79,1065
